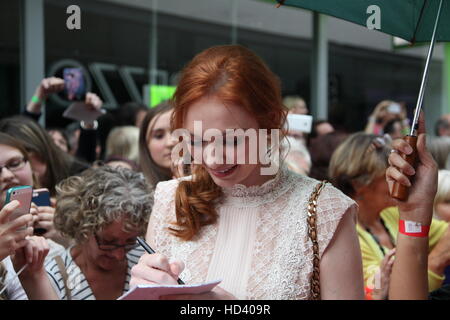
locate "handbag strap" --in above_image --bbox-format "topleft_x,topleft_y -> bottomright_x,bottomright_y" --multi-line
307,180 -> 327,300
54,255 -> 72,300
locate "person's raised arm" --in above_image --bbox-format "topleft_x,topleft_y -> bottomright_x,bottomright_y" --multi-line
25,77 -> 65,117
75,93 -> 103,163
386,113 -> 437,299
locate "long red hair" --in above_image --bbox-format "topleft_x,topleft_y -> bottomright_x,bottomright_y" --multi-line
170,45 -> 287,240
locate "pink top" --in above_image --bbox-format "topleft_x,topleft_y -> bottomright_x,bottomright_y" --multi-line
147,167 -> 356,299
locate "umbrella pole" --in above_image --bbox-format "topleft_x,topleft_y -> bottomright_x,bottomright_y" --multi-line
392,0 -> 443,200
410,0 -> 444,136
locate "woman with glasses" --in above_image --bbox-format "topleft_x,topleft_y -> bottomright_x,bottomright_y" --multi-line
45,166 -> 153,300
0,116 -> 89,197
329,132 -> 449,299
0,132 -> 60,300
0,130 -> 67,249
0,133 -> 35,265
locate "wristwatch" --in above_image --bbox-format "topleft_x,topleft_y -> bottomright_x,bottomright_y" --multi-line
80,120 -> 98,130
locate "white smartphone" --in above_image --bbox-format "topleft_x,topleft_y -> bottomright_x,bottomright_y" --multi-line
387,103 -> 401,114
285,114 -> 313,133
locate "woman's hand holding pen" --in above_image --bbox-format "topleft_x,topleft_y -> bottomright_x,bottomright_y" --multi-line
130,252 -> 237,300
130,253 -> 185,287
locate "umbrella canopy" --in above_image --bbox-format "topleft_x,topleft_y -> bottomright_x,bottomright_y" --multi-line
275,0 -> 450,43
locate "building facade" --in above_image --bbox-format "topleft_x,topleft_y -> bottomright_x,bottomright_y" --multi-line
1,0 -> 448,132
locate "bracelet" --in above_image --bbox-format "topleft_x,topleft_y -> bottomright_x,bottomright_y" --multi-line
399,219 -> 430,238
80,120 -> 98,130
31,95 -> 41,104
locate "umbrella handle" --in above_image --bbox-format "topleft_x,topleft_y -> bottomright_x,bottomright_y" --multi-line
391,135 -> 418,201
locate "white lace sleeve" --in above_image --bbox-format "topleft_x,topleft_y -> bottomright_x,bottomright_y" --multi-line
146,179 -> 180,256
316,183 -> 357,258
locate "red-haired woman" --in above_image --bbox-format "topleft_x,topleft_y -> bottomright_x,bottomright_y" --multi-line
131,45 -> 365,299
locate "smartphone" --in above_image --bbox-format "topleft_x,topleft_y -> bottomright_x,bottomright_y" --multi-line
4,186 -> 33,223
31,188 -> 50,235
286,114 -> 313,134
32,188 -> 50,207
387,103 -> 401,114
63,67 -> 86,101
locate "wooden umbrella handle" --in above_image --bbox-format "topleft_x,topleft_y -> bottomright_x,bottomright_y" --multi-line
391,135 -> 418,201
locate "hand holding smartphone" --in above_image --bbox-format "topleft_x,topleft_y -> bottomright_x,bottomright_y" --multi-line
4,186 -> 33,223
32,188 -> 50,207
0,200 -> 34,261
31,188 -> 51,236
63,68 -> 86,101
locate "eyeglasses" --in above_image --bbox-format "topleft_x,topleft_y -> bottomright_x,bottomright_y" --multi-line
0,157 -> 27,174
94,234 -> 139,252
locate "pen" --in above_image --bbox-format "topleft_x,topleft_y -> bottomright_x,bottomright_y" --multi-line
136,236 -> 185,285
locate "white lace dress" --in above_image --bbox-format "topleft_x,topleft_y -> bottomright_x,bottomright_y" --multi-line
147,167 -> 356,299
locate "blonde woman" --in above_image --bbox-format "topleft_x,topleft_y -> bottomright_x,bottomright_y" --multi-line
282,95 -> 308,115
434,170 -> 450,286
427,136 -> 450,170
435,170 -> 450,222
365,100 -> 408,135
329,132 -> 449,299
105,126 -> 140,165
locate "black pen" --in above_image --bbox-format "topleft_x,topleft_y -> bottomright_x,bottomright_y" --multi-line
136,236 -> 185,285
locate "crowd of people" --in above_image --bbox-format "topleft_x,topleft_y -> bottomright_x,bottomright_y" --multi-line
0,44 -> 449,300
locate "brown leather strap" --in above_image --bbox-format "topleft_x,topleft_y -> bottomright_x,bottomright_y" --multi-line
307,180 -> 327,300
54,256 -> 72,300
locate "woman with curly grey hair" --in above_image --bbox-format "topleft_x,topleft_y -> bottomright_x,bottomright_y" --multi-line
44,166 -> 153,300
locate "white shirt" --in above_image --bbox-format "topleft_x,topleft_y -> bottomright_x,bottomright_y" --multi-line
148,167 -> 356,299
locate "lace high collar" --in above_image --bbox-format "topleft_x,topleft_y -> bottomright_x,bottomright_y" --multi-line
221,166 -> 288,199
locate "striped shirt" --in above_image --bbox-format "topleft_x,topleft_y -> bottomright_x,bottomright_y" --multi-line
45,246 -> 144,300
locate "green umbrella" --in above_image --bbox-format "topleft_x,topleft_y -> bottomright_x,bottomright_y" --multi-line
275,0 -> 449,43
275,0 -> 445,200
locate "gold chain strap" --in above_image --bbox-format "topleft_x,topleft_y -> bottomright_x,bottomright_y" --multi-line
307,180 -> 327,300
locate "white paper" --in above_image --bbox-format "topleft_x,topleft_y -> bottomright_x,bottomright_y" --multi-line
62,102 -> 106,122
117,279 -> 222,300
